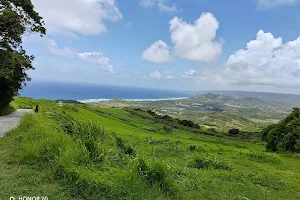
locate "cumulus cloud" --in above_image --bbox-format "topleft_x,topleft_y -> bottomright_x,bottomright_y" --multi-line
150,71 -> 162,79
142,40 -> 172,64
169,13 -> 222,62
181,69 -> 196,78
139,0 -> 178,13
78,52 -> 114,73
150,70 -> 176,79
46,39 -> 74,56
204,30 -> 300,87
257,0 -> 299,7
31,0 -> 122,36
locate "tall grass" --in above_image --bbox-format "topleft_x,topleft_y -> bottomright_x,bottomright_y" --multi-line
2,98 -> 299,200
11,111 -> 177,199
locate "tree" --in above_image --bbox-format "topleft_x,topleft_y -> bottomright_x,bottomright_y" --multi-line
263,108 -> 300,153
0,0 -> 46,109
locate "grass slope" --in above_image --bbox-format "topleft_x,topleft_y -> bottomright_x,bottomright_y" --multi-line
0,98 -> 300,199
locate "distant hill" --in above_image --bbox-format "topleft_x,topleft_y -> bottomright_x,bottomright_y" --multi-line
205,91 -> 300,108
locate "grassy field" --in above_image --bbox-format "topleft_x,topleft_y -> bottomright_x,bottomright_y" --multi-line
1,97 -> 300,199
89,95 -> 287,132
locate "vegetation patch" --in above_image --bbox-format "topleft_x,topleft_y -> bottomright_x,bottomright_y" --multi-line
191,156 -> 232,171
146,137 -> 170,145
244,151 -> 281,164
136,158 -> 174,194
116,136 -> 136,157
1,98 -> 300,199
262,108 -> 300,153
0,105 -> 16,116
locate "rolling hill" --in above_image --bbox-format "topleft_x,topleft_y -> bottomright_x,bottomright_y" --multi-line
0,97 -> 300,199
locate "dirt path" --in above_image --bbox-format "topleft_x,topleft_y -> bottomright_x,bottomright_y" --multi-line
0,109 -> 33,137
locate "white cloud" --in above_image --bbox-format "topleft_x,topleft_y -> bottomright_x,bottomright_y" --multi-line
157,0 -> 177,13
181,69 -> 196,78
204,30 -> 300,87
169,13 -> 222,62
142,40 -> 172,64
258,0 -> 299,7
77,52 -> 114,73
46,39 -> 74,56
44,38 -> 114,73
150,70 -> 176,80
139,0 -> 178,13
166,75 -> 175,80
139,0 -> 156,7
31,0 -> 122,36
150,71 -> 162,79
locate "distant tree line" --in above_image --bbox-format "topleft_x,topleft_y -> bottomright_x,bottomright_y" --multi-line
147,110 -> 201,129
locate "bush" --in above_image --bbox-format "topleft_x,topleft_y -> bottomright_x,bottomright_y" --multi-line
228,129 -> 240,135
163,125 -> 173,134
207,128 -> 217,133
0,105 -> 15,116
263,108 -> 300,153
178,119 -> 200,129
261,124 -> 276,141
189,145 -> 196,152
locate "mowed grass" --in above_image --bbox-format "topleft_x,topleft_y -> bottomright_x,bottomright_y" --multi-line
0,98 -> 300,199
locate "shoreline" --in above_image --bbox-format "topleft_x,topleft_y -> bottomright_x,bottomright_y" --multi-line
79,97 -> 190,104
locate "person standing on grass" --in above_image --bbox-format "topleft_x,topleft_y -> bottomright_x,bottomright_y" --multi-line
35,104 -> 39,113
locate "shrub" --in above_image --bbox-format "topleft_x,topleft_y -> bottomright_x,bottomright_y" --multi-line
228,129 -> 240,135
178,119 -> 201,129
261,124 -> 276,141
163,125 -> 173,134
189,145 -> 196,152
263,108 -> 300,153
0,105 -> 15,116
207,128 -> 217,133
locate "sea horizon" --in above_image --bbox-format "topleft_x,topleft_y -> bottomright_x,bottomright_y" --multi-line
20,81 -> 194,101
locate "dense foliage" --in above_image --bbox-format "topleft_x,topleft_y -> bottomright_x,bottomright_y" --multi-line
262,108 -> 300,153
0,0 -> 45,109
147,110 -> 201,129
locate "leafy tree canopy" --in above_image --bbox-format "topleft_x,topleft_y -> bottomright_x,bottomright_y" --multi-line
0,0 -> 46,109
262,108 -> 300,153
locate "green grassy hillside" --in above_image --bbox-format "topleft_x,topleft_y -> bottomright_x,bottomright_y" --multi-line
1,98 -> 300,199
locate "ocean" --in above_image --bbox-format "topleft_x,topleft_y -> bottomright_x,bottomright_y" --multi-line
20,82 -> 193,101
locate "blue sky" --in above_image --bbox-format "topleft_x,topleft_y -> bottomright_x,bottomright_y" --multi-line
24,0 -> 300,93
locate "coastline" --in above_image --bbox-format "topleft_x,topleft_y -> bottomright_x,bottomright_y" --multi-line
79,97 -> 189,104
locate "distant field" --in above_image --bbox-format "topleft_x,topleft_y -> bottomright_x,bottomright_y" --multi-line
0,97 -> 300,199
87,93 -> 293,132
